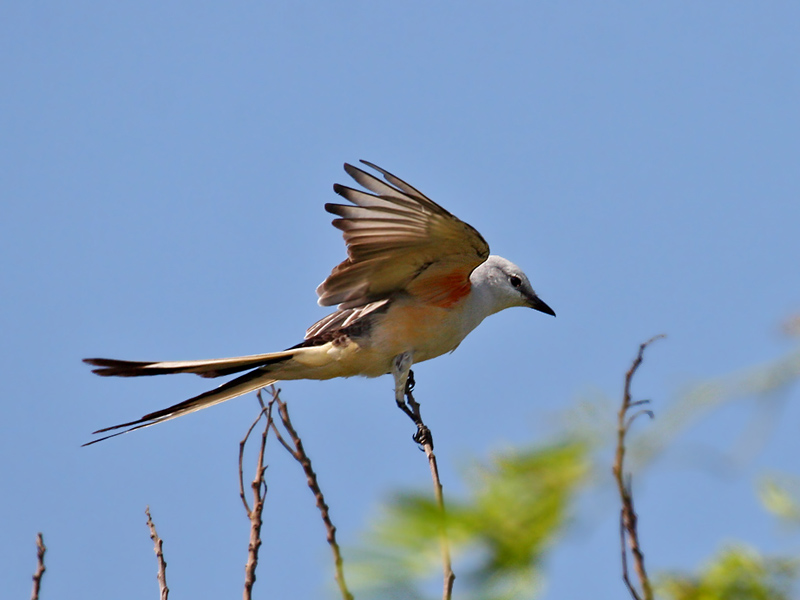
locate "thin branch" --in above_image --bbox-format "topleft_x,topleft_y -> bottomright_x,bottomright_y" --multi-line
273,392 -> 354,600
613,335 -> 663,600
404,384 -> 455,600
145,507 -> 169,600
241,389 -> 274,600
268,419 -> 298,457
626,409 -> 655,431
30,533 -> 46,600
239,396 -> 271,515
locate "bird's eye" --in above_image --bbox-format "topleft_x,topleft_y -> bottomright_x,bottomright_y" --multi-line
509,275 -> 522,288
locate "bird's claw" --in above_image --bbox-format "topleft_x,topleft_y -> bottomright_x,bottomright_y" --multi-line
405,369 -> 416,394
413,423 -> 433,448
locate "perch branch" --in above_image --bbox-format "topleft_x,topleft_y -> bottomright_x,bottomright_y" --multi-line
397,370 -> 455,600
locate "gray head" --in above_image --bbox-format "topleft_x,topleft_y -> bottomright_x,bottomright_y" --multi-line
470,255 -> 556,317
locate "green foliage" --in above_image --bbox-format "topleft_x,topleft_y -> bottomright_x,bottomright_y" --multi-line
630,344 -> 800,472
455,441 -> 590,574
348,319 -> 800,599
758,474 -> 800,526
350,439 -> 591,600
656,545 -> 799,600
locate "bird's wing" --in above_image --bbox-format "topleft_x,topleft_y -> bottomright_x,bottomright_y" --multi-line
304,299 -> 389,340
317,161 -> 490,310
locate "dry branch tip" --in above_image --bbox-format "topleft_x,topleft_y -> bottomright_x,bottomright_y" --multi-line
145,506 -> 169,600
30,532 -> 46,600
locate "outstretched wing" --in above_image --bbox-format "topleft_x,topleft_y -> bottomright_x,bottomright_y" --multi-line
317,161 -> 490,310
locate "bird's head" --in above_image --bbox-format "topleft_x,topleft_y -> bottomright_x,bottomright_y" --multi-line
471,255 -> 556,317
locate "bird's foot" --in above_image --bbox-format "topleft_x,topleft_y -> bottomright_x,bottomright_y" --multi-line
391,355 -> 432,447
405,369 -> 416,394
413,423 -> 433,448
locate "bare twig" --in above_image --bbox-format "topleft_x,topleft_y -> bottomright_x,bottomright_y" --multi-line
272,392 -> 354,600
145,507 -> 169,600
613,336 -> 663,600
240,389 -> 274,600
30,533 -> 46,600
239,393 -> 272,516
404,383 -> 455,600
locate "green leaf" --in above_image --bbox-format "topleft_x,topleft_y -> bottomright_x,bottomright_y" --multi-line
656,545 -> 799,600
351,439 -> 591,600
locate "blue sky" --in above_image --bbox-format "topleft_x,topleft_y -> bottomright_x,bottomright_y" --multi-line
2,2 -> 799,598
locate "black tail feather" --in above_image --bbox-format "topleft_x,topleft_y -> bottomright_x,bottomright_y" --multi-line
82,368 -> 277,446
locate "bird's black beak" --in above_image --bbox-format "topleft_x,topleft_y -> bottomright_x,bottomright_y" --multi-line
528,294 -> 556,317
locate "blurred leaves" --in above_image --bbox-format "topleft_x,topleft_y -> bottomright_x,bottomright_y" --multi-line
782,314 -> 800,338
758,474 -> 800,527
351,439 -> 592,600
656,545 -> 799,600
631,335 -> 800,472
349,317 -> 800,599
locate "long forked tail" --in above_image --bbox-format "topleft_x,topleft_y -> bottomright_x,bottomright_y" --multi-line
82,351 -> 295,445
84,350 -> 296,379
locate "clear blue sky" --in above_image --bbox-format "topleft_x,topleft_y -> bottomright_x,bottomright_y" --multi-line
2,2 -> 799,598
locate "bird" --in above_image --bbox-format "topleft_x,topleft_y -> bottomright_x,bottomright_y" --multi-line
84,161 -> 555,444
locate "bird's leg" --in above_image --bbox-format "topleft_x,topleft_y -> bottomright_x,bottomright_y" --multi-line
392,353 -> 432,447
392,352 -> 416,421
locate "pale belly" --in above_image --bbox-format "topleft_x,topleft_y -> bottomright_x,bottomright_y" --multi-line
275,297 -> 480,381
359,300 -> 472,367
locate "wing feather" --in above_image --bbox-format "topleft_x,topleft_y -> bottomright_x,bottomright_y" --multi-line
304,299 -> 390,339
317,161 -> 490,309
358,160 -> 430,199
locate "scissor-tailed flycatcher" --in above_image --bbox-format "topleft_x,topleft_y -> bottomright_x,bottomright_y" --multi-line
84,161 -> 555,444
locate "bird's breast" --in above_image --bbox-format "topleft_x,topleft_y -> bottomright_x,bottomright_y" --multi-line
365,298 -> 472,365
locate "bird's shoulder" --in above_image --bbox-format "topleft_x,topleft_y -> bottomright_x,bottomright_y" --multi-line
298,299 -> 391,346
